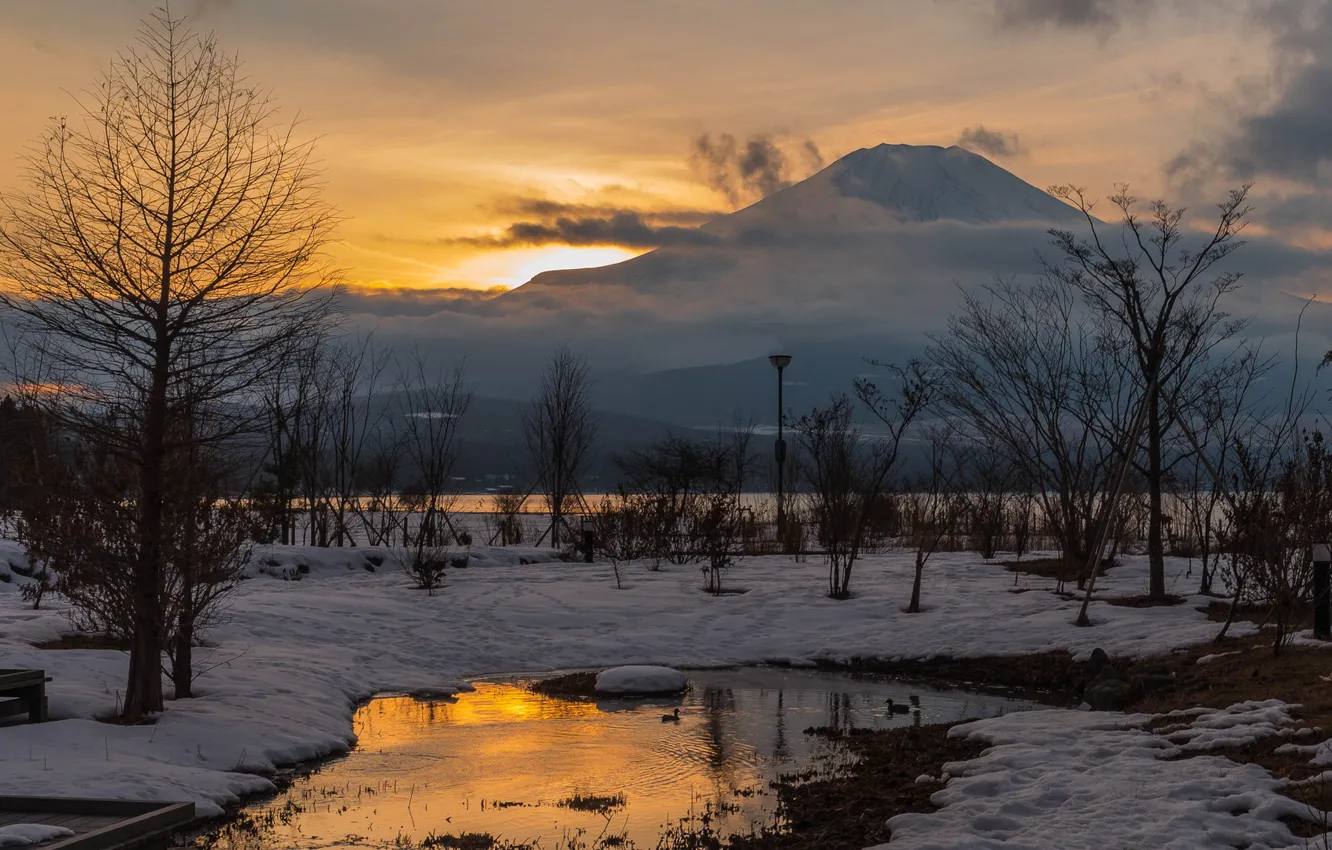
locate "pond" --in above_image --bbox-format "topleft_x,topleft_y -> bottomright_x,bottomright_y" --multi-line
214,668 -> 1042,850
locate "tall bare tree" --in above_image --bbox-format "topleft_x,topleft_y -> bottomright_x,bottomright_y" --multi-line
523,346 -> 597,548
929,277 -> 1128,577
1044,184 -> 1251,602
0,10 -> 337,719
397,349 -> 472,566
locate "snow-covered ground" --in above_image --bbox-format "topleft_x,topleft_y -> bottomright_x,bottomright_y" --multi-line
0,543 -> 1259,832
882,701 -> 1323,849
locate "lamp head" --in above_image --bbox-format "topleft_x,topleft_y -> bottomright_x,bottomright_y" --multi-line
768,354 -> 792,370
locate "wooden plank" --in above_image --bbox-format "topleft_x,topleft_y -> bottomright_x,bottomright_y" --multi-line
0,669 -> 46,690
0,798 -> 195,850
0,797 -> 160,817
55,814 -> 114,832
44,802 -> 195,850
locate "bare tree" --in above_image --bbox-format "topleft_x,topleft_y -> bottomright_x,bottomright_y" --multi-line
324,335 -> 394,547
905,428 -> 964,613
161,407 -> 253,698
1044,184 -> 1251,602
929,277 -> 1126,581
796,395 -> 869,599
0,10 -> 337,718
615,429 -> 751,564
796,361 -> 931,600
523,346 -> 597,548
1172,345 -> 1273,595
592,489 -> 653,589
255,333 -> 327,546
397,350 -> 472,584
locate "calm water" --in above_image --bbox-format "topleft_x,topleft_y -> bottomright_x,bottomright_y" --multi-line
221,668 -> 1040,849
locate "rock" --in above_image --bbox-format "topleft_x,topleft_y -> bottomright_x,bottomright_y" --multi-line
1087,648 -> 1111,678
594,665 -> 688,696
1085,676 -> 1133,711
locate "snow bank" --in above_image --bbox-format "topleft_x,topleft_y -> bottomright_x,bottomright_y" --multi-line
594,666 -> 686,695
0,825 -> 74,847
0,547 -> 1252,820
879,702 -> 1321,850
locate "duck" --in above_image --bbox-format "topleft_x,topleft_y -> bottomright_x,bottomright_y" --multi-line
885,699 -> 915,715
661,708 -> 681,723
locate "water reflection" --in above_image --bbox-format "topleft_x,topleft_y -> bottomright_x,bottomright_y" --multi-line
227,668 -> 1038,849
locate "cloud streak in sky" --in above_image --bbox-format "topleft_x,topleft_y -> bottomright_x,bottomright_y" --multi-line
689,133 -> 825,208
957,125 -> 1025,157
991,0 -> 1160,30
450,210 -> 720,249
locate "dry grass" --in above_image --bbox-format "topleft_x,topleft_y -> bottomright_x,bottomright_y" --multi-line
523,671 -> 600,700
557,792 -> 626,814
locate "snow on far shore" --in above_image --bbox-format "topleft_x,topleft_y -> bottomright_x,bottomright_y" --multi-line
881,701 -> 1320,849
0,544 -> 1251,818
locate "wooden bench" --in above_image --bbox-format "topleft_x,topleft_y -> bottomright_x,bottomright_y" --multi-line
0,669 -> 51,723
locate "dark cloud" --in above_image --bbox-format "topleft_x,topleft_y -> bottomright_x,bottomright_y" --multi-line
493,197 -> 715,228
690,133 -> 825,208
956,125 -> 1025,158
991,0 -> 1159,29
1220,1 -> 1332,182
335,284 -> 507,318
452,211 -> 721,249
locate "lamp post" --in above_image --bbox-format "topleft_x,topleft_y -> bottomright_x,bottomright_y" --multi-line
769,354 -> 792,545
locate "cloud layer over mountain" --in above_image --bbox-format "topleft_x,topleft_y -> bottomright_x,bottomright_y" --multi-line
338,143 -> 1332,391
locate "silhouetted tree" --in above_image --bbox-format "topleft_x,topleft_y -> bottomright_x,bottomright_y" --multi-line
523,346 -> 597,548
0,10 -> 337,719
1045,184 -> 1251,602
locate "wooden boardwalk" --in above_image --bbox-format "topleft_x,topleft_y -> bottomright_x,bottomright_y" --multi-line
0,797 -> 195,850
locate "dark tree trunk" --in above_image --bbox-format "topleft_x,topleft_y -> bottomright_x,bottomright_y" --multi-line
125,337 -> 170,720
1148,393 -> 1166,601
907,556 -> 924,613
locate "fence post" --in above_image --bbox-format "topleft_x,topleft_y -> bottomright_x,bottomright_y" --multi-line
1315,543 -> 1331,641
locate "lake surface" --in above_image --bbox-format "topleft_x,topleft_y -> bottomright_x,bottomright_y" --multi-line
214,668 -> 1041,850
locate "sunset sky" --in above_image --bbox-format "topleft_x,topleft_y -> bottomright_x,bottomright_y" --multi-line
2,0 -> 1320,299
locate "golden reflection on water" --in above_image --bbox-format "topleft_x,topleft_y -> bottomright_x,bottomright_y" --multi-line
239,673 -> 1037,850
355,690 -> 602,742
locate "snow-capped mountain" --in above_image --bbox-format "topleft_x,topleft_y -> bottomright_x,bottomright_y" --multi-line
713,142 -> 1085,230
507,144 -> 1081,300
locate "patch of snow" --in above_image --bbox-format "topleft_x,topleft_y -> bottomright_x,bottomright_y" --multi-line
1156,700 -> 1306,752
0,825 -> 75,847
1196,651 -> 1240,665
0,547 -> 1252,820
594,666 -> 686,695
879,703 -> 1321,850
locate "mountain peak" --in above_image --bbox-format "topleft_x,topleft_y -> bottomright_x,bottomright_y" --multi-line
818,142 -> 1084,225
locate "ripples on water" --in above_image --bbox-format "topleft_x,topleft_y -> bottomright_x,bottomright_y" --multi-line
219,668 -> 1040,849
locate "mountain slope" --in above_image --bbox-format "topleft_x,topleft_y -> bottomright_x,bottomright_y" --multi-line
742,143 -> 1086,226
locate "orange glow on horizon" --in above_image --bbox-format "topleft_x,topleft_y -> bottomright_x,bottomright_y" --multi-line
455,245 -> 642,289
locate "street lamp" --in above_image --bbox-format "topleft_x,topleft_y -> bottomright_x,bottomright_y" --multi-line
769,354 -> 792,545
